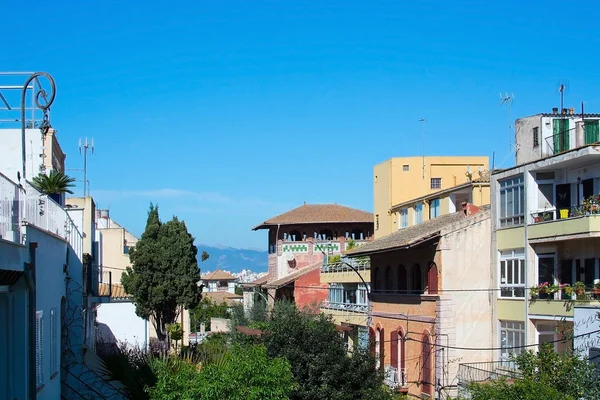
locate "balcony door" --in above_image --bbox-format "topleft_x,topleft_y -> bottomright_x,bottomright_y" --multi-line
555,184 -> 571,218
538,255 -> 555,300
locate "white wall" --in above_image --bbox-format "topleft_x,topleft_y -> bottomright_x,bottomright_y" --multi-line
96,303 -> 149,349
0,129 -> 44,182
574,305 -> 600,358
439,212 -> 493,388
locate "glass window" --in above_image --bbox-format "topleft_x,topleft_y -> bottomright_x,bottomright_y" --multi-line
499,175 -> 525,227
415,203 -> 423,224
538,183 -> 554,209
400,208 -> 408,228
429,198 -> 440,219
500,320 -> 525,359
500,249 -> 525,298
431,178 -> 442,189
403,165 -> 410,171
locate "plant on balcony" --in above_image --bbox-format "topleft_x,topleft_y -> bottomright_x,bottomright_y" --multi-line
594,280 -> 600,295
31,170 -> 75,203
573,281 -> 586,296
529,282 -> 560,299
583,194 -> 600,214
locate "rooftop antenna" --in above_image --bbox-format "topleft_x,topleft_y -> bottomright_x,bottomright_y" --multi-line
79,138 -> 94,197
558,83 -> 566,112
419,118 -> 426,179
500,93 -> 514,152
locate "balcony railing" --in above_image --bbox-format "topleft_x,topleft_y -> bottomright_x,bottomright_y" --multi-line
0,172 -> 82,257
322,258 -> 370,273
457,360 -> 520,390
530,204 -> 600,224
384,365 -> 407,388
322,300 -> 368,314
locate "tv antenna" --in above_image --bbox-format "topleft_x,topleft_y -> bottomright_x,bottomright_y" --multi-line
79,138 -> 94,196
500,93 -> 514,151
558,83 -> 567,112
419,118 -> 426,179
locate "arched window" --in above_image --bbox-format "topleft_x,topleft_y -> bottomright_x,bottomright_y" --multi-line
398,265 -> 407,295
421,332 -> 433,396
428,262 -> 439,295
413,264 -> 422,294
319,229 -> 333,241
391,328 -> 406,386
375,328 -> 382,369
384,266 -> 392,292
289,230 -> 301,242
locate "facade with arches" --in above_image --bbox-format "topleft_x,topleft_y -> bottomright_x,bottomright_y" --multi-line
350,203 -> 493,398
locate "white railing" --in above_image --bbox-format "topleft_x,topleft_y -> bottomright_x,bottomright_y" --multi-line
0,173 -> 24,243
384,365 -> 407,388
0,174 -> 82,258
322,258 -> 371,273
322,300 -> 368,314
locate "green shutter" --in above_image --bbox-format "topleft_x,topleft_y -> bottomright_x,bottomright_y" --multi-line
585,120 -> 600,144
561,119 -> 570,151
553,119 -> 561,153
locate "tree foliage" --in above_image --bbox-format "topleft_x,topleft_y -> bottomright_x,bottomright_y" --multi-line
31,170 -> 75,195
198,345 -> 294,400
122,204 -> 202,341
189,297 -> 231,332
236,301 -> 391,400
465,344 -> 600,400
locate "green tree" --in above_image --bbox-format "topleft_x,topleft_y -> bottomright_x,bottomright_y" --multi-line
246,302 -> 390,400
31,170 -> 75,198
122,204 -> 202,341
148,357 -> 203,400
198,345 -> 294,400
465,344 -> 600,400
189,297 -> 231,332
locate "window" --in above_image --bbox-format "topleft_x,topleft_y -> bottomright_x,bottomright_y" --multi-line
499,175 -> 524,227
400,208 -> 408,228
403,165 -> 410,171
500,250 -> 525,298
328,284 -> 344,304
414,203 -> 423,224
376,215 -> 380,230
500,320 -> 525,359
430,178 -> 441,189
50,309 -> 58,375
533,127 -> 539,147
36,311 -> 43,387
429,198 -> 440,219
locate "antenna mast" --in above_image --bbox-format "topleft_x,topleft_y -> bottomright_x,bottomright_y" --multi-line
500,93 -> 515,152
419,118 -> 426,179
79,138 -> 94,196
558,83 -> 566,112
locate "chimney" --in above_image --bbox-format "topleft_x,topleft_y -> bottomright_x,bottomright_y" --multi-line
461,202 -> 481,217
570,107 -> 575,115
562,108 -> 569,115
552,107 -> 559,114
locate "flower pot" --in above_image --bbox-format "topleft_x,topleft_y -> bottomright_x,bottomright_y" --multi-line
594,288 -> 600,295
575,288 -> 585,296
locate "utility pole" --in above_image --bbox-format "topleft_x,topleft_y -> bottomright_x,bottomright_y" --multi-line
79,138 -> 94,197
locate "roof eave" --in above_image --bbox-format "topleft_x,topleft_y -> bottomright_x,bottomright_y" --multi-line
348,232 -> 441,257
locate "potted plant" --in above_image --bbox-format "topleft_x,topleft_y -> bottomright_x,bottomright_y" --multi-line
573,281 -> 586,299
31,170 -> 76,205
594,280 -> 600,295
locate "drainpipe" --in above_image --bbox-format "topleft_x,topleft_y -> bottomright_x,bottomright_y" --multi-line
24,242 -> 38,400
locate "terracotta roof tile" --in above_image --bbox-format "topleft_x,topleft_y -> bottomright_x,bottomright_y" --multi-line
201,269 -> 236,281
263,261 -> 322,289
349,205 -> 491,256
253,203 -> 373,230
98,283 -> 131,300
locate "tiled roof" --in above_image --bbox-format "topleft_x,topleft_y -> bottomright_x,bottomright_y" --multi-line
349,205 -> 491,256
263,261 -> 322,289
202,269 -> 236,281
203,291 -> 243,306
252,203 -> 373,230
240,275 -> 268,288
98,283 -> 131,300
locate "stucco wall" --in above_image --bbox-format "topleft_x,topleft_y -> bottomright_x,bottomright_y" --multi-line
96,303 -> 149,348
0,128 -> 44,182
294,267 -> 328,311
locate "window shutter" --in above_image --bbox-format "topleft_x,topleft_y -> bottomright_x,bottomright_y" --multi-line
50,309 -> 57,373
379,328 -> 385,367
36,311 -> 43,386
390,330 -> 398,368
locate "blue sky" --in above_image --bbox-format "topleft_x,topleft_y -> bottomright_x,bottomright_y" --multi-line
4,1 -> 600,249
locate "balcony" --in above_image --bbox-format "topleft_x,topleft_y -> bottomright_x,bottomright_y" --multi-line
457,361 -> 520,395
0,173 -> 82,256
383,365 -> 407,389
529,206 -> 600,242
92,270 -> 131,303
321,300 -> 368,326
321,258 -> 370,283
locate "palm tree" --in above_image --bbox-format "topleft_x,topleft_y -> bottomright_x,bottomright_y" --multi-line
31,170 -> 76,203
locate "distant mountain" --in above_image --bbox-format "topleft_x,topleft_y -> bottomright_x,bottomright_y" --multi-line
196,244 -> 268,274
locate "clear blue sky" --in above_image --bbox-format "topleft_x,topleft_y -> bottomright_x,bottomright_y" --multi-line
5,1 -> 600,249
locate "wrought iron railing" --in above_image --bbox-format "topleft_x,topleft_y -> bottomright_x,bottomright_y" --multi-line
322,300 -> 368,314
530,204 -> 600,224
384,365 -> 408,388
457,360 -> 520,388
322,258 -> 370,273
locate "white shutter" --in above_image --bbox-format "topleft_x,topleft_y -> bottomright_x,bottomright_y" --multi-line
36,311 -> 43,387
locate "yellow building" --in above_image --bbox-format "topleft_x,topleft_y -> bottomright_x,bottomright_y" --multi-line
390,171 -> 490,230
373,156 -> 489,238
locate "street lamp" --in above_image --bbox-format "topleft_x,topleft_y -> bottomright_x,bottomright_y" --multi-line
20,72 -> 56,179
